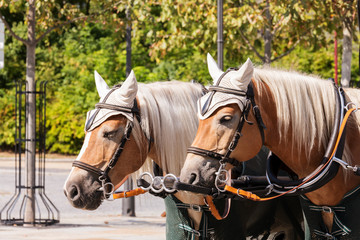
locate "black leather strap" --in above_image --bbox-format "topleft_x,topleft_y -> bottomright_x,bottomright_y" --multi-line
174,181 -> 213,195
72,161 -> 104,176
187,147 -> 242,167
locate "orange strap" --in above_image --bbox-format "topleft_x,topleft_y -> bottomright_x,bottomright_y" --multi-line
224,185 -> 261,201
224,107 -> 356,202
205,196 -> 224,220
113,188 -> 147,199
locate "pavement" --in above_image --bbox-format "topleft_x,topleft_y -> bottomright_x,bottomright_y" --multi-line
0,154 -> 166,240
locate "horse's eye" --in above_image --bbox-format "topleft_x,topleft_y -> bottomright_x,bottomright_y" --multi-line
103,130 -> 117,139
220,115 -> 233,124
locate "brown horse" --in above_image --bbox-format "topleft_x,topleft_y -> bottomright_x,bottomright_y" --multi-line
180,53 -> 360,239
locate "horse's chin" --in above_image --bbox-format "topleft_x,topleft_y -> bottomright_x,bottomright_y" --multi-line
64,169 -> 107,210
197,171 -> 217,189
70,191 -> 104,210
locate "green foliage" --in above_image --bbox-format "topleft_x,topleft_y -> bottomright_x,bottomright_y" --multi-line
0,1 -> 359,154
0,88 -> 16,150
273,46 -> 335,78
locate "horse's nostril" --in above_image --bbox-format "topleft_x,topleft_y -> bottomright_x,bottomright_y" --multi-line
69,184 -> 80,201
189,173 -> 197,185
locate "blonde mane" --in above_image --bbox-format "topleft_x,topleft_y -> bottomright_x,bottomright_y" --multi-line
133,81 -> 204,176
253,67 -> 360,165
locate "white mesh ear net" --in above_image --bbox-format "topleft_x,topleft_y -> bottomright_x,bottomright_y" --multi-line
198,70 -> 248,120
85,87 -> 135,132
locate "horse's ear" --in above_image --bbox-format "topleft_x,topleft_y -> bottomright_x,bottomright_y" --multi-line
230,58 -> 253,88
207,53 -> 224,84
94,70 -> 110,98
115,70 -> 138,104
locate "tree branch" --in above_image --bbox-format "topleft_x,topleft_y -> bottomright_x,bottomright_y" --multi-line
0,12 -> 28,45
238,28 -> 264,62
271,28 -> 309,62
36,0 -> 124,44
271,39 -> 300,62
36,15 -> 88,44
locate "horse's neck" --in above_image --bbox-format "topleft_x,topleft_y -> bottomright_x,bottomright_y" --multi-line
253,82 -> 322,177
256,82 -> 360,205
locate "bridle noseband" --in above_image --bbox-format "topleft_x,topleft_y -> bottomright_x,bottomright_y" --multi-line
72,85 -> 141,199
187,69 -> 266,190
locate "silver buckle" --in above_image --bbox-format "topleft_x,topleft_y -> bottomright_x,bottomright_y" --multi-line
189,204 -> 202,212
322,206 -> 332,213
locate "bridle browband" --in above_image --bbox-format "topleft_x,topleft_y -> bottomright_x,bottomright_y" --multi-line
72,85 -> 141,198
187,69 -> 266,168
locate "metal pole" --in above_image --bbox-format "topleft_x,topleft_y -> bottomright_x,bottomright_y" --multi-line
334,31 -> 338,85
122,3 -> 135,217
125,4 -> 132,78
217,0 -> 224,70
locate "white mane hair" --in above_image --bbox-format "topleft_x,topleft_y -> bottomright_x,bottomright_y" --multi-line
132,81 -> 204,176
253,67 -> 360,165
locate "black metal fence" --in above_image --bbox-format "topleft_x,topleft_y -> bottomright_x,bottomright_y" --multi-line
0,81 -> 59,226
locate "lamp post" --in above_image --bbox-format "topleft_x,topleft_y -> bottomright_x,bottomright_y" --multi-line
217,0 -> 224,70
122,3 -> 135,217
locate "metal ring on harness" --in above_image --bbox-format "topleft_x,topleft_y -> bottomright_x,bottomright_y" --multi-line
345,102 -> 359,112
215,164 -> 230,192
151,176 -> 164,193
100,181 -> 115,200
163,173 -> 179,193
236,188 -> 244,198
139,172 -> 154,191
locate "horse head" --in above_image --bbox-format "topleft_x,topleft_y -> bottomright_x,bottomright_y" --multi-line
180,54 -> 263,188
64,71 -> 148,210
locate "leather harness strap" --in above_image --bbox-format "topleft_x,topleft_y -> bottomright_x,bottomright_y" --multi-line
72,160 -> 104,176
187,147 -> 242,167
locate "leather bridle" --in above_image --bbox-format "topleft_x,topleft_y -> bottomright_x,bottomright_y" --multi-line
187,69 -> 266,171
72,85 -> 141,198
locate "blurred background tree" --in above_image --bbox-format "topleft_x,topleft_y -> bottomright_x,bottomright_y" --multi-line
0,0 -> 359,154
